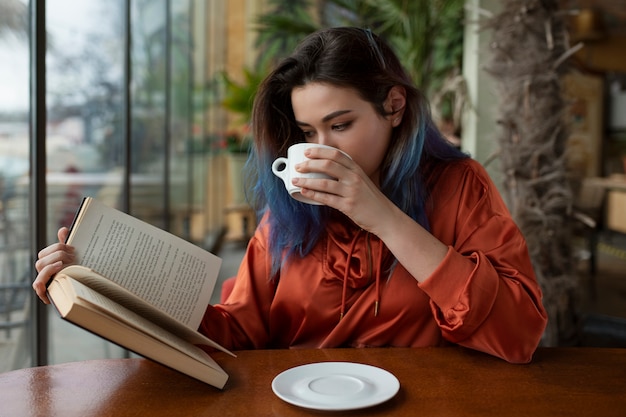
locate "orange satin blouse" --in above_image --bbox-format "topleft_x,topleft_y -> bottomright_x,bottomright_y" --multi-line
200,158 -> 548,363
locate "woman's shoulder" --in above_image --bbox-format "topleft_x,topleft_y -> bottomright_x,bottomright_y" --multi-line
425,156 -> 514,225
426,157 -> 493,190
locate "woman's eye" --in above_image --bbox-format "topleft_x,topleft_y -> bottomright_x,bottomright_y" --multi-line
332,122 -> 351,131
302,130 -> 315,138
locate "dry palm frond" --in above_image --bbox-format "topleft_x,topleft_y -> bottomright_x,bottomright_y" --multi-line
484,0 -> 580,346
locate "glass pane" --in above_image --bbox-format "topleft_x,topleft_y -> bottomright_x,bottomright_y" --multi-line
130,0 -> 167,228
169,1 -> 192,240
189,0 -> 211,244
46,0 -> 127,364
0,0 -> 32,373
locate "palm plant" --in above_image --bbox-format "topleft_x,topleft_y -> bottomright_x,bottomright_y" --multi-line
333,0 -> 467,132
219,68 -> 266,153
322,0 -> 465,96
253,0 -> 319,71
220,0 -> 317,108
251,0 -> 467,131
484,0 -> 578,346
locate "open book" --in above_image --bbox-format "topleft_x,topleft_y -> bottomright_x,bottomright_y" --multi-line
46,197 -> 232,389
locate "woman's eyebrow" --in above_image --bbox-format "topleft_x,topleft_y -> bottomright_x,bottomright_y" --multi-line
295,109 -> 353,126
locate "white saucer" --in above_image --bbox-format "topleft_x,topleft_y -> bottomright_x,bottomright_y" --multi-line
271,362 -> 400,411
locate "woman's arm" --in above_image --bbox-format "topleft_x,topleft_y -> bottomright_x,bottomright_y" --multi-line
198,222 -> 276,350
394,160 -> 547,363
320,155 -> 546,362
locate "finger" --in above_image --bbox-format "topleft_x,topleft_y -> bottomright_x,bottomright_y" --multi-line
299,186 -> 348,211
37,242 -> 74,264
304,147 -> 352,165
32,261 -> 64,304
293,177 -> 342,196
35,247 -> 75,273
295,158 -> 348,180
57,227 -> 70,243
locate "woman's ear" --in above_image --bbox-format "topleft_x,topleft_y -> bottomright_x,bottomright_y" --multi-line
385,85 -> 406,127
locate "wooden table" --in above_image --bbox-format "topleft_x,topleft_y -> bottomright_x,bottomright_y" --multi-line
1,347 -> 625,416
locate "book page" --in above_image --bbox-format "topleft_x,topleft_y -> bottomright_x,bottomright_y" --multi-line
65,276 -> 220,367
57,267 -> 233,355
48,276 -> 228,388
66,197 -> 222,329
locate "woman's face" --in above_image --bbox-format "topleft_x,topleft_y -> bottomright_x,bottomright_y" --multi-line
291,82 -> 398,186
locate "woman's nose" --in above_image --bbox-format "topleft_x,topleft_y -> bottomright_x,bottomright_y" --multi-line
316,133 -> 334,147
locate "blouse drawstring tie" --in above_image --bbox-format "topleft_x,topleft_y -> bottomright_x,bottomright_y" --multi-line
339,230 -> 360,320
339,230 -> 382,320
367,232 -> 383,317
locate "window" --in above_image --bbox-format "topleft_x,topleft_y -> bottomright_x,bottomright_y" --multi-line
0,0 -> 32,372
0,0 -> 233,372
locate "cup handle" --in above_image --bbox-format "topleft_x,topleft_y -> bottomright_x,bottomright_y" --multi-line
272,157 -> 289,183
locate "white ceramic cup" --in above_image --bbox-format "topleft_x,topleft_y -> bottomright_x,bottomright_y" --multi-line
271,143 -> 348,205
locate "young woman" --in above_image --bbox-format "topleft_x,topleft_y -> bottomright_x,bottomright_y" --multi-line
34,27 -> 547,363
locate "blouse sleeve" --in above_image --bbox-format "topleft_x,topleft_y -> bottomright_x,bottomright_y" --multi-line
198,221 -> 276,350
418,160 -> 548,363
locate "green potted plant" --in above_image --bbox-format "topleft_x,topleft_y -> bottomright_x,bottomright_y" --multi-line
253,0 -> 467,138
219,68 -> 264,204
220,67 -> 265,153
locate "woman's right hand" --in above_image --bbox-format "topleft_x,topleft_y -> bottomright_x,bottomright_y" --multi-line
33,227 -> 76,304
